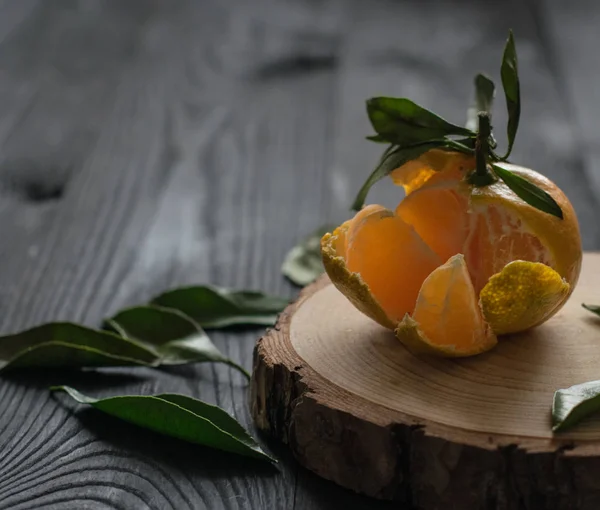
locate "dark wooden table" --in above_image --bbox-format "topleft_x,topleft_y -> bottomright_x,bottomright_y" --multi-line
0,1 -> 598,508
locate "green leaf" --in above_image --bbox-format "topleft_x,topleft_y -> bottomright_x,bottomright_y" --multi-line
106,306 -> 249,378
475,73 -> 496,114
583,303 -> 600,317
444,138 -> 476,154
366,97 -> 473,145
51,386 -> 274,461
492,164 -> 563,219
152,286 -> 289,329
500,30 -> 521,159
0,323 -> 158,371
366,134 -> 387,143
552,380 -> 600,432
105,318 -> 128,338
351,141 -> 444,211
452,137 -> 476,150
281,225 -> 335,286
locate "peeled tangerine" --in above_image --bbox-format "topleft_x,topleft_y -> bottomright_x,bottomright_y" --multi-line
321,150 -> 582,357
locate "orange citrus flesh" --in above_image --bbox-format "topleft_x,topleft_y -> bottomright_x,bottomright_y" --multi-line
463,204 -> 554,294
345,206 -> 441,322
394,162 -> 576,295
396,254 -> 497,356
322,227 -> 396,330
390,149 -> 472,193
395,182 -> 469,263
321,150 -> 582,356
345,204 -> 392,247
469,164 -> 582,292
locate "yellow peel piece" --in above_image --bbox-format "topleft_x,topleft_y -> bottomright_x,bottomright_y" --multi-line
479,260 -> 570,335
321,231 -> 395,329
395,254 -> 497,357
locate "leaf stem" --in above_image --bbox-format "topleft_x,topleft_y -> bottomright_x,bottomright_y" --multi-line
475,112 -> 491,177
468,112 -> 497,186
224,360 -> 251,380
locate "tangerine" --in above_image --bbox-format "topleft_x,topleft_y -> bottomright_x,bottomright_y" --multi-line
321,150 -> 582,357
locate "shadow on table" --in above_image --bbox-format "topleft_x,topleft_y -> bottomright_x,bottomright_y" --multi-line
0,368 -> 148,392
253,431 -> 401,510
292,461 -> 401,510
68,409 -> 398,507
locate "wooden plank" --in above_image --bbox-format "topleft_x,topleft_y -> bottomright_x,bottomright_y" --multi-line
0,0 -> 598,509
0,0 -> 331,507
0,0 -> 392,508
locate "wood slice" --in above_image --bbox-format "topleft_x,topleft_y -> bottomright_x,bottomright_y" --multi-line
251,252 -> 600,509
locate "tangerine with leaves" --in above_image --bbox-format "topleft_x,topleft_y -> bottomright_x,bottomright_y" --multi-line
321,31 -> 582,357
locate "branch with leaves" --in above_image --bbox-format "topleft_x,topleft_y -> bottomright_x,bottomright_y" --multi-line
352,30 -> 562,220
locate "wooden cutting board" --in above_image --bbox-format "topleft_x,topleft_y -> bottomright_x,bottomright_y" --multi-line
251,252 -> 600,509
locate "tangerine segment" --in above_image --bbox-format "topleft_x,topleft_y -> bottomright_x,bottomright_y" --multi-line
390,160 -> 436,195
396,254 -> 497,356
464,204 -> 555,294
390,149 -> 474,195
326,204 -> 390,262
479,260 -> 570,335
345,210 -> 442,322
395,183 -> 469,263
321,230 -> 395,329
345,204 -> 393,249
471,163 -> 582,290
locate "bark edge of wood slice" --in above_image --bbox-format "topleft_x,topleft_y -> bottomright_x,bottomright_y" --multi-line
251,252 -> 600,509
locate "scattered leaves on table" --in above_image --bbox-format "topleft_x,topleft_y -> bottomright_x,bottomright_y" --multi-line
106,306 -> 249,378
151,285 -> 289,329
282,225 -> 335,286
552,380 -> 600,432
0,323 -> 158,372
52,386 -> 274,462
554,306 -> 600,431
0,283 -> 289,374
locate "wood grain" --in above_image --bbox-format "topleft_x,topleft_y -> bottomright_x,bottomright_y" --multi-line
291,258 -> 600,441
0,0 -> 597,509
252,254 -> 600,507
